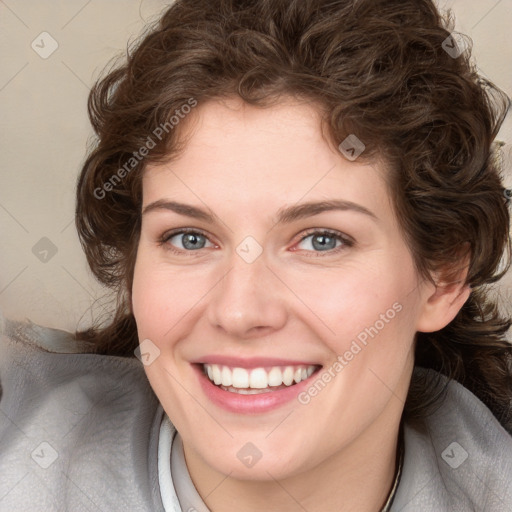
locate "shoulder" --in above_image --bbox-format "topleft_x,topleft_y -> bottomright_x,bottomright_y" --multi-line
0,312 -> 151,402
392,367 -> 512,511
0,313 -> 164,511
0,311 -> 157,417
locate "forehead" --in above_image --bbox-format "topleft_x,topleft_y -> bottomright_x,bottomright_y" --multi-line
153,96 -> 336,170
141,96 -> 390,216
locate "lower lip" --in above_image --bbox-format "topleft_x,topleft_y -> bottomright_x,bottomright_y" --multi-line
194,365 -> 321,414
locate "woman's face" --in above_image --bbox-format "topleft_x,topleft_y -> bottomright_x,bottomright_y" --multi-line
132,96 -> 435,481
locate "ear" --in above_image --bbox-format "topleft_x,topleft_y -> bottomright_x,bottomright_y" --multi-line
416,259 -> 471,333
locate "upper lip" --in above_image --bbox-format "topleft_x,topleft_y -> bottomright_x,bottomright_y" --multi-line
191,356 -> 322,369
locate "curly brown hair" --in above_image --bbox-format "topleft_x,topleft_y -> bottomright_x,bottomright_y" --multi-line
74,0 -> 512,430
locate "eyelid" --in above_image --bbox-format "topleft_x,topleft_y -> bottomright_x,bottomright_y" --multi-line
159,227 -> 217,252
296,228 -> 354,244
291,228 -> 354,255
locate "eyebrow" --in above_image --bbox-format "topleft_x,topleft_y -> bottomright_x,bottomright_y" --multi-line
141,199 -> 378,224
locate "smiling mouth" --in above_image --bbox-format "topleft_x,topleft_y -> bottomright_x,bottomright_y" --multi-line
202,363 -> 321,394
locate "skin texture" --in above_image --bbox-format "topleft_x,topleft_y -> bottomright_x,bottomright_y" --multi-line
131,96 -> 470,512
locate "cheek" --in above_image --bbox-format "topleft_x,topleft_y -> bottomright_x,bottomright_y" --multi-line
131,252 -> 199,335
287,258 -> 418,356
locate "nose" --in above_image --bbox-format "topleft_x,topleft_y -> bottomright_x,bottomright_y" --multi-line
206,250 -> 288,340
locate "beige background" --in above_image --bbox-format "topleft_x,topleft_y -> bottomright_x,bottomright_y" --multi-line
0,0 -> 511,333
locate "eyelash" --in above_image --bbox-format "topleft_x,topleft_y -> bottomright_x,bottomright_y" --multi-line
293,228 -> 354,256
157,227 -> 355,257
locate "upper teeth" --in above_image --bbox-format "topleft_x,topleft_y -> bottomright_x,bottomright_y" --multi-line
203,364 -> 316,389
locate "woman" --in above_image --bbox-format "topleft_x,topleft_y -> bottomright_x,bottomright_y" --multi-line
1,0 -> 511,510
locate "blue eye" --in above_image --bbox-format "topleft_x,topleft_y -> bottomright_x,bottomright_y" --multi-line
295,230 -> 352,254
161,229 -> 215,251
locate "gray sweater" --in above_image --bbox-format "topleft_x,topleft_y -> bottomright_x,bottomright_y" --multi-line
0,313 -> 511,511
